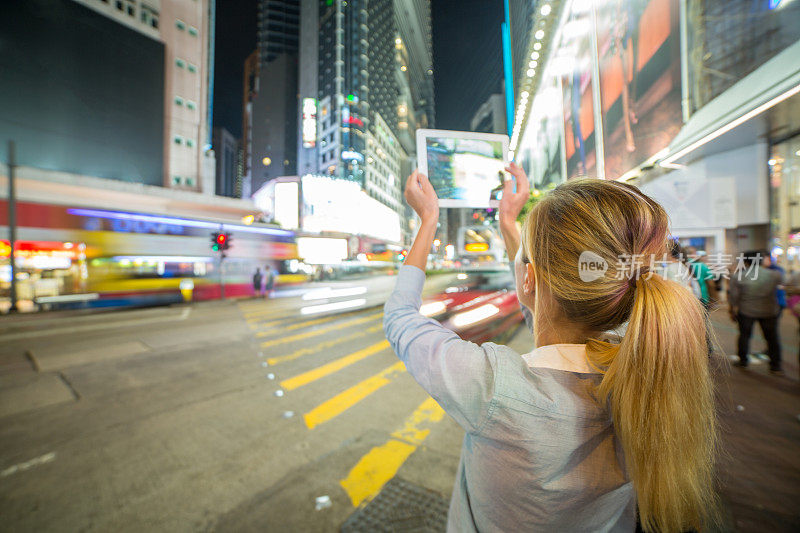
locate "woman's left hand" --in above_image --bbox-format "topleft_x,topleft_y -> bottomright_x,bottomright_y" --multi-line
404,170 -> 439,224
499,162 -> 530,228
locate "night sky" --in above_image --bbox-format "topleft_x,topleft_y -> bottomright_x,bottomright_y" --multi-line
211,0 -> 504,138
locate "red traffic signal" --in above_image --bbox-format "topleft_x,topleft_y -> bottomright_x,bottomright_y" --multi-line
211,232 -> 232,252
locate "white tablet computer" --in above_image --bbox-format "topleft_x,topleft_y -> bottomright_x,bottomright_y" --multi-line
416,129 -> 510,208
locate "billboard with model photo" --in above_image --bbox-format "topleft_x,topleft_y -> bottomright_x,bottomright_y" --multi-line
596,0 -> 682,178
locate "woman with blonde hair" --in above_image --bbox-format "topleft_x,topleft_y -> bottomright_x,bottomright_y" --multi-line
384,164 -> 718,532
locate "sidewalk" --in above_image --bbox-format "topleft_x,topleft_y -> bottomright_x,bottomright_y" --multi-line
707,308 -> 800,532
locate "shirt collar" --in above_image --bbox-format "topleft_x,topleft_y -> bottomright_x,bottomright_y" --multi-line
521,344 -> 598,373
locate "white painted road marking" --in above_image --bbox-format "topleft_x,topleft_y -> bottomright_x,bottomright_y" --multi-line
1,452 -> 56,478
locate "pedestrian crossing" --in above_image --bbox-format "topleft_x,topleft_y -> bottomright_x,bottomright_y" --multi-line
237,300 -> 449,510
256,311 -> 383,346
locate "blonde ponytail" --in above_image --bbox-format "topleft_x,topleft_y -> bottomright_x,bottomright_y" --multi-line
524,178 -> 719,532
589,274 -> 718,532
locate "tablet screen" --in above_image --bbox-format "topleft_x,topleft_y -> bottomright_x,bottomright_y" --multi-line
418,131 -> 508,208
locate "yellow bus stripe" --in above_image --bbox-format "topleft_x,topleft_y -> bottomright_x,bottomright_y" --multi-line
258,312 -> 383,346
303,361 -> 406,430
265,324 -> 383,366
339,397 -> 445,507
279,340 -> 389,391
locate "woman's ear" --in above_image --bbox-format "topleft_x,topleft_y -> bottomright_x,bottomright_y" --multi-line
523,262 -> 536,295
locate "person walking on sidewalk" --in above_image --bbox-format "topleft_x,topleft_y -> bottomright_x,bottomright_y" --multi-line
385,166 -> 718,532
252,268 -> 264,297
728,251 -> 783,373
687,248 -> 718,310
764,252 -> 787,317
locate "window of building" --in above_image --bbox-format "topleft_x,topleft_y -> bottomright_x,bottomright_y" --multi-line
127,4 -> 134,16
187,63 -> 197,73
172,175 -> 182,186
175,58 -> 185,68
115,1 -> 123,11
186,100 -> 196,110
151,17 -> 158,28
176,19 -> 186,31
174,96 -> 184,106
174,135 -> 183,145
188,26 -> 198,37
186,139 -> 195,148
185,177 -> 196,187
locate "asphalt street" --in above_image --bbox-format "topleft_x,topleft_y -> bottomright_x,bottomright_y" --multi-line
0,273 -> 533,532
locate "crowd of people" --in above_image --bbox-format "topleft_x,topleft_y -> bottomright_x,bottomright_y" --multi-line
252,266 -> 277,298
660,244 -> 790,375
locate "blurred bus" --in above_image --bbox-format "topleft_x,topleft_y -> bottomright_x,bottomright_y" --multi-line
1,200 -> 299,310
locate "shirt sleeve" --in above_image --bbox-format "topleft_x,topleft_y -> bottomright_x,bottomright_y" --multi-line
383,265 -> 496,433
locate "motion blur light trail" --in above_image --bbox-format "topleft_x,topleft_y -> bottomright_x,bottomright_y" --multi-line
300,298 -> 368,315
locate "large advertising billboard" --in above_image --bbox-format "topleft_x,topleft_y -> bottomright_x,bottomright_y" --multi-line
301,175 -> 402,243
515,0 -> 684,182
517,75 -> 564,188
596,0 -> 682,178
560,6 -> 598,178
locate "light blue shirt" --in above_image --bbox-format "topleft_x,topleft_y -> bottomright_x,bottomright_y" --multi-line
383,265 -> 635,532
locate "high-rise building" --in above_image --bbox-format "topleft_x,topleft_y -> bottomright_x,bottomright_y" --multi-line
246,0 -> 301,195
212,127 -> 240,198
2,0 -> 165,186
241,50 -> 259,198
394,0 -> 435,145
471,94 -> 507,134
306,0 -> 434,225
72,0 -> 217,194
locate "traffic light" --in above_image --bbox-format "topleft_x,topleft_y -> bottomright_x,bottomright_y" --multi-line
211,232 -> 232,252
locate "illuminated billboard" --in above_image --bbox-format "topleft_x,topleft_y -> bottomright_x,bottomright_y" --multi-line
302,98 -> 317,148
517,75 -> 564,188
596,0 -> 681,179
297,237 -> 348,264
274,182 -> 299,229
301,175 -> 401,243
560,6 -> 598,179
